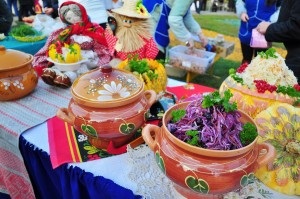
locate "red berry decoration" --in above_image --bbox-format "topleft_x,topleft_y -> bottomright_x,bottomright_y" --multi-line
254,80 -> 277,93
293,84 -> 300,91
236,62 -> 249,73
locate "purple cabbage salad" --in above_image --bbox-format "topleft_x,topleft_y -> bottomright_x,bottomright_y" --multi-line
167,94 -> 244,150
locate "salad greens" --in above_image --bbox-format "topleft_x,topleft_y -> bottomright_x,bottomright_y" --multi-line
171,109 -> 186,123
239,122 -> 258,146
202,90 -> 237,112
258,48 -> 278,59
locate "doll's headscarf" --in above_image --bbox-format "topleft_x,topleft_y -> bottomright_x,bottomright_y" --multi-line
53,1 -> 107,46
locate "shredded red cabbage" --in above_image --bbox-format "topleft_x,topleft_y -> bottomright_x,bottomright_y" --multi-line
167,95 -> 244,150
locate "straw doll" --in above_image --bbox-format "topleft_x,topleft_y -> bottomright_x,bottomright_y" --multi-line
105,0 -> 159,67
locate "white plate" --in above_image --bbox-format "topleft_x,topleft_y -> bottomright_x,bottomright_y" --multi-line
47,58 -> 87,72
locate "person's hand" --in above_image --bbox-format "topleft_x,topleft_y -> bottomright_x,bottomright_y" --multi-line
256,21 -> 271,34
185,38 -> 195,49
44,7 -> 54,15
241,12 -> 249,22
198,33 -> 208,47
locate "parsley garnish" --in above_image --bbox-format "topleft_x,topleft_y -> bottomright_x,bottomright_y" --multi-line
186,130 -> 200,146
128,57 -> 158,80
202,90 -> 237,112
277,85 -> 300,106
258,48 -> 278,59
171,109 -> 186,123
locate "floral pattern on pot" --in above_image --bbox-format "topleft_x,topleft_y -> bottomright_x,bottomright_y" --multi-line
97,81 -> 131,101
185,176 -> 209,194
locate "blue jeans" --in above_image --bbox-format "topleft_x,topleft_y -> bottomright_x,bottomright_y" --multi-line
7,0 -> 19,16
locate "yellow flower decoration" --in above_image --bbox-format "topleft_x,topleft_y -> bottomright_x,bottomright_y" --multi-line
136,1 -> 148,16
48,43 -> 82,63
59,28 -> 70,36
117,58 -> 167,94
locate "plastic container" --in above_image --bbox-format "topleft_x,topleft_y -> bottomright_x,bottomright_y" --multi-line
168,45 -> 216,74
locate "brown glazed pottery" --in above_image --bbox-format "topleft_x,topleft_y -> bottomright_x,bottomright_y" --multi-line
57,65 -> 157,149
142,101 -> 276,198
0,46 -> 38,101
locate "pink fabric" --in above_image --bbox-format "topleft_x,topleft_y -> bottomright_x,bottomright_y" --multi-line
250,29 -> 271,48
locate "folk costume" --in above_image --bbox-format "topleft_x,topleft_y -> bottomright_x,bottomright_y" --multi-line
236,0 -> 281,63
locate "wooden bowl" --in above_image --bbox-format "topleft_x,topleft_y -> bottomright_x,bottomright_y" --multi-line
142,101 -> 276,198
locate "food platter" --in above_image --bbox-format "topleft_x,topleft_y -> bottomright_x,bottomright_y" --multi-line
12,34 -> 46,42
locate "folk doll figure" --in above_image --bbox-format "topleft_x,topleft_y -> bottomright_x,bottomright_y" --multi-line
105,0 -> 159,66
33,1 -> 112,88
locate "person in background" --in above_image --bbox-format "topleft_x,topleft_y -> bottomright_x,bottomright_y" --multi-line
236,0 -> 281,64
7,0 -> 19,16
34,0 -> 43,13
42,0 -> 58,18
0,0 -> 13,35
193,0 -> 201,14
18,0 -> 36,21
257,0 -> 300,83
143,0 -> 208,60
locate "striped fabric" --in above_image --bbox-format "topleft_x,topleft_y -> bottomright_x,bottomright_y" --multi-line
0,80 -> 71,198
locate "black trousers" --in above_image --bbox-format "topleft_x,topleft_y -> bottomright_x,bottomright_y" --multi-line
18,5 -> 35,21
240,42 -> 268,63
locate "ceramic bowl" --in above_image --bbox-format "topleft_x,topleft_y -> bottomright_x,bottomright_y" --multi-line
47,57 -> 87,71
220,77 -> 298,118
0,46 -> 38,101
142,101 -> 276,198
57,65 -> 157,149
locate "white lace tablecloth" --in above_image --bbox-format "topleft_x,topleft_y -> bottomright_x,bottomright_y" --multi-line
0,80 -> 71,198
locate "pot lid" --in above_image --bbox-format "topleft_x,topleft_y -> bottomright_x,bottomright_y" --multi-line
0,46 -> 33,71
71,65 -> 144,108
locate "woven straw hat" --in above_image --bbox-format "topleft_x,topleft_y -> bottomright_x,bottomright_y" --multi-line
111,0 -> 150,19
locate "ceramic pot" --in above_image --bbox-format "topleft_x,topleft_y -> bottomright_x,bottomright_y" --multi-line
142,101 -> 276,198
220,77 -> 298,118
0,46 -> 38,101
57,65 -> 157,149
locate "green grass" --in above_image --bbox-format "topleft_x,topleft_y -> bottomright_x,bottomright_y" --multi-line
194,14 -> 240,37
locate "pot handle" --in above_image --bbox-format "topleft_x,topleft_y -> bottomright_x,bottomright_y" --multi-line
142,124 -> 160,151
256,142 -> 276,168
56,108 -> 75,125
144,90 -> 157,109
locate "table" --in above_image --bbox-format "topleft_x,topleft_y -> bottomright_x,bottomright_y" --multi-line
1,79 -> 299,199
0,36 -> 46,55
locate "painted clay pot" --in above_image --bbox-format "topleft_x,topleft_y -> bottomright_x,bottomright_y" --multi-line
219,77 -> 298,118
0,46 -> 38,101
142,101 -> 276,198
57,65 -> 156,149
